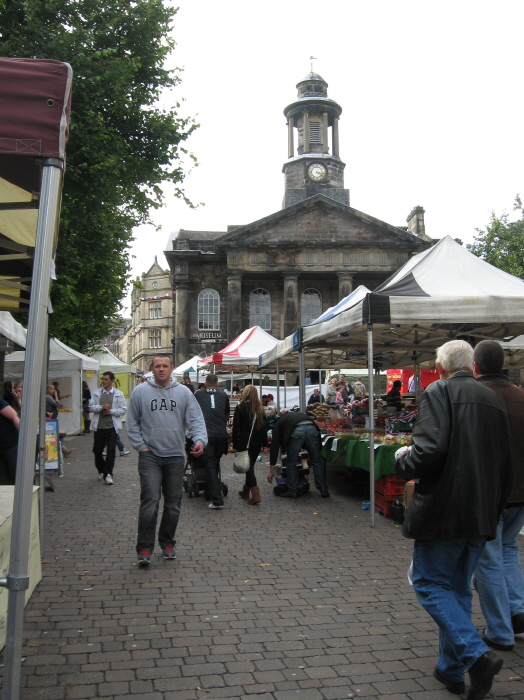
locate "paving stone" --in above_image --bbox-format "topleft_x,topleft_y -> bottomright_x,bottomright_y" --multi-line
1,444 -> 522,700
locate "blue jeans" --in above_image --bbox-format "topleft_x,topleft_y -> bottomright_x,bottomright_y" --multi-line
285,423 -> 327,494
412,537 -> 489,681
473,506 -> 524,645
136,451 -> 185,554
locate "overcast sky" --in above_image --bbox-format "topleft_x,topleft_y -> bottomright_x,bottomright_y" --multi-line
126,0 -> 523,308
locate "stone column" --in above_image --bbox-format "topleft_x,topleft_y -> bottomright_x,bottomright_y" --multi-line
287,116 -> 294,158
227,273 -> 243,342
303,110 -> 309,153
322,112 -> 329,152
283,273 -> 299,337
337,271 -> 354,300
174,281 -> 189,367
332,117 -> 340,157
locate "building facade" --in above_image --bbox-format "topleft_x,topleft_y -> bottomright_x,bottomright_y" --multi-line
165,73 -> 432,367
124,258 -> 174,373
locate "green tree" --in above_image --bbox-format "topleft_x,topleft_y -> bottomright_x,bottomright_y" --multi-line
0,0 -> 197,350
467,196 -> 524,280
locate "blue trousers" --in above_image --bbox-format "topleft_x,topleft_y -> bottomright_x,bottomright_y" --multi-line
412,537 -> 489,681
136,451 -> 185,554
473,505 -> 524,645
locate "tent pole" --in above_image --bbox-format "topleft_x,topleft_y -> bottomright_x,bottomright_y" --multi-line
38,323 -> 50,557
367,323 -> 375,528
275,360 -> 280,412
2,159 -> 64,700
298,346 -> 306,411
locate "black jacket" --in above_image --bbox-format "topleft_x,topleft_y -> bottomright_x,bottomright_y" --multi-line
269,412 -> 319,466
232,400 -> 268,453
476,374 -> 524,506
395,371 -> 513,540
194,389 -> 229,439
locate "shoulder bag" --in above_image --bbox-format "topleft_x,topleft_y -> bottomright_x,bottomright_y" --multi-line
233,414 -> 256,474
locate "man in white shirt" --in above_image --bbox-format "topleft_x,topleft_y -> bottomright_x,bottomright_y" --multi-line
89,372 -> 127,485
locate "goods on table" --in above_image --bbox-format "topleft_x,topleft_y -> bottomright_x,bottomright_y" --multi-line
310,403 -> 331,418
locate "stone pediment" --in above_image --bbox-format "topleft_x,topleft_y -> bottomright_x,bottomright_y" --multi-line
216,195 -> 426,250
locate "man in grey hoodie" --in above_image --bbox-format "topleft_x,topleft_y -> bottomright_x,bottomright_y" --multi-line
127,353 -> 207,567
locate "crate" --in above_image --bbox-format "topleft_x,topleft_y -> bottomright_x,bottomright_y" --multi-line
374,491 -> 394,518
374,475 -> 405,498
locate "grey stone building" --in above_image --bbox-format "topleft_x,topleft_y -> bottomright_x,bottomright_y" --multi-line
165,73 -> 431,367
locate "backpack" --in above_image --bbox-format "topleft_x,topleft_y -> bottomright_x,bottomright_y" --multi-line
353,383 -> 364,399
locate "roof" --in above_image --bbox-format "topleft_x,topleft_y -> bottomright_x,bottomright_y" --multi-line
203,326 -> 280,369
6,337 -> 98,372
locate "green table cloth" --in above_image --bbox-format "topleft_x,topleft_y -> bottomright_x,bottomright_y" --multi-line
321,436 -> 398,479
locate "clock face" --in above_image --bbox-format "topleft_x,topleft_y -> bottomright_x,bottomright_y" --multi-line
307,163 -> 327,182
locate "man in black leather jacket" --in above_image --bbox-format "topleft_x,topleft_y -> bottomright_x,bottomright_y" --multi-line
395,340 -> 513,700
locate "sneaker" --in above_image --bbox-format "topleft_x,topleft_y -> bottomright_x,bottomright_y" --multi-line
120,450 -> 131,456
137,550 -> 151,567
208,503 -> 224,509
97,473 -> 104,481
104,474 -> 113,485
162,546 -> 176,560
102,451 -> 107,457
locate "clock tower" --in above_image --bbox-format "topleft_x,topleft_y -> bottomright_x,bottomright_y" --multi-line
282,73 -> 349,208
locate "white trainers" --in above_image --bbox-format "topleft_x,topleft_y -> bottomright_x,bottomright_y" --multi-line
98,473 -> 104,481
120,450 -> 131,456
104,474 -> 113,485
208,503 -> 224,509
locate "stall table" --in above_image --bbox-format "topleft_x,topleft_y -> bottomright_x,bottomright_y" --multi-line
321,436 -> 398,479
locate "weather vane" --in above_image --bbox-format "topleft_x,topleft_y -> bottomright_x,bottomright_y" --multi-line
310,56 -> 317,72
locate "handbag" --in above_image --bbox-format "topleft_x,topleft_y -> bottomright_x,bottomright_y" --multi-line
233,414 -> 256,474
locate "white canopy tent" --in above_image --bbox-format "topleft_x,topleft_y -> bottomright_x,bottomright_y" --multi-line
260,236 -> 524,525
0,311 -> 27,349
90,347 -> 137,399
5,339 -> 99,434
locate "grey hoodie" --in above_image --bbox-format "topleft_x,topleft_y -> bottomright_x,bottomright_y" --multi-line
126,377 -> 207,457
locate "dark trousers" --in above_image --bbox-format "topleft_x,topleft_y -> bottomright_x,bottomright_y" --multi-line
136,451 -> 185,553
244,447 -> 260,489
202,437 -> 228,506
93,428 -> 117,476
0,444 -> 18,485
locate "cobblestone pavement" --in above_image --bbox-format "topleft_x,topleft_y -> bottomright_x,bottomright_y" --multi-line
2,432 -> 523,699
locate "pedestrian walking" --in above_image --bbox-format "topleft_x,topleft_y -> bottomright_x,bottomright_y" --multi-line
126,353 -> 207,566
472,339 -> 524,651
232,385 -> 268,505
194,374 -> 230,510
89,371 -> 127,485
395,340 -> 513,700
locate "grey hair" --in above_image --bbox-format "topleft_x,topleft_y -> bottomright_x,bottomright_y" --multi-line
436,340 -> 473,373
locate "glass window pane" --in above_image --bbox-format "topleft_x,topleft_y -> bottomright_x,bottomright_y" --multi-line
301,289 -> 322,325
249,289 -> 271,330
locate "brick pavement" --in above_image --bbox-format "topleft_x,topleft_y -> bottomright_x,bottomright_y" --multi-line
2,431 -> 523,699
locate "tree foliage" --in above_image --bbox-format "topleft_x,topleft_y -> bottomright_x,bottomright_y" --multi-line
467,196 -> 524,280
0,0 -> 197,350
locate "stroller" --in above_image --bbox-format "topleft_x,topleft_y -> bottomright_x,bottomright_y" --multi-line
182,436 -> 229,500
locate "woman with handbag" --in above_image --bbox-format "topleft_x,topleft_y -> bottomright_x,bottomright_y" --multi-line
232,385 -> 268,505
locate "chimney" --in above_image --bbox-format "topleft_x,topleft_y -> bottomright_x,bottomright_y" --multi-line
406,206 -> 426,238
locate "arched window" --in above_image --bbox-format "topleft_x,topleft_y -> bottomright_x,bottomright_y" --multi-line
198,289 -> 220,330
249,289 -> 271,330
301,288 -> 322,325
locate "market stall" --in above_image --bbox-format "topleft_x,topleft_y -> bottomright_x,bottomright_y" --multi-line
90,347 -> 136,399
260,236 -> 524,524
5,338 -> 99,434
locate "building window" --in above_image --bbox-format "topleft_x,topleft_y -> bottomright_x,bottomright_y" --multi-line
149,301 -> 162,319
309,122 -> 321,143
301,289 -> 322,325
249,289 -> 271,330
149,330 -> 162,349
198,288 -> 220,330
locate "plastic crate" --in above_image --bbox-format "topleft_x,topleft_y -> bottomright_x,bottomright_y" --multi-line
374,491 -> 394,518
374,475 -> 405,498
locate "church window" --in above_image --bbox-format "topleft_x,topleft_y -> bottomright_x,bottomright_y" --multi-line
249,289 -> 271,330
149,301 -> 162,319
309,122 -> 321,143
198,289 -> 220,330
149,330 -> 162,349
301,289 -> 322,325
